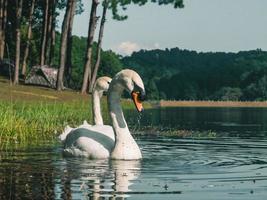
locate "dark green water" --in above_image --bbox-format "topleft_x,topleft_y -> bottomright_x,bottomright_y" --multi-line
130,107 -> 267,137
1,107 -> 267,199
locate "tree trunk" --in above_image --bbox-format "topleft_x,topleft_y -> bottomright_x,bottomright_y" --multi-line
45,0 -> 54,64
40,0 -> 49,65
0,0 -> 7,60
56,0 -> 75,91
80,0 -> 99,94
13,0 -> 23,85
50,24 -> 56,65
0,0 -> 3,59
89,0 -> 108,93
21,0 -> 35,76
49,0 -> 56,65
1,0 -> 7,59
65,0 -> 76,86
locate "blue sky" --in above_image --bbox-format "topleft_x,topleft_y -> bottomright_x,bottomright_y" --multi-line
58,0 -> 267,55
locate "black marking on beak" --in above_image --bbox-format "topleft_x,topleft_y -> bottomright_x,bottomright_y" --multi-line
138,91 -> 146,102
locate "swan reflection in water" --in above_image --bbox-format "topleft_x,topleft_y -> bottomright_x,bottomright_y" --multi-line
56,159 -> 141,199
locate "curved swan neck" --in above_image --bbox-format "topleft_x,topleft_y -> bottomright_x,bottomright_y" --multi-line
108,88 -> 130,135
92,90 -> 103,125
108,82 -> 142,160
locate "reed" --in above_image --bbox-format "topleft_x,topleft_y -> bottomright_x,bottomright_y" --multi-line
0,78 -> 149,147
0,98 -> 142,147
0,100 -> 91,145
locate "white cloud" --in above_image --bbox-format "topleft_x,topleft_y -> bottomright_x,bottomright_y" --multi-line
154,42 -> 160,48
114,41 -> 141,56
111,41 -> 162,55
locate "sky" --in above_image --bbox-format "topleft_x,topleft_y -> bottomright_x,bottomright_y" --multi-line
58,0 -> 267,55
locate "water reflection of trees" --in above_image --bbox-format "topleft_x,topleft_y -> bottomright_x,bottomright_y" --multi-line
137,107 -> 267,138
0,154 -> 55,199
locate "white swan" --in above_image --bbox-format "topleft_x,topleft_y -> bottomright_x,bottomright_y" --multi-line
58,76 -> 112,142
61,69 -> 146,160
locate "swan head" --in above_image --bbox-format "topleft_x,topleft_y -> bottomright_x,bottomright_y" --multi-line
93,76 -> 112,94
110,69 -> 146,112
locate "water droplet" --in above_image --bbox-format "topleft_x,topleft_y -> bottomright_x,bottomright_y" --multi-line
132,112 -> 143,133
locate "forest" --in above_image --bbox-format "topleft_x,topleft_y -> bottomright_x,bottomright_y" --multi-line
123,48 -> 267,101
0,0 -> 183,93
53,39 -> 267,101
0,0 -> 266,101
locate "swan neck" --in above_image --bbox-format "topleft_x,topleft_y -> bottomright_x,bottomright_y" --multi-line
92,90 -> 103,125
108,83 -> 142,160
108,89 -> 130,135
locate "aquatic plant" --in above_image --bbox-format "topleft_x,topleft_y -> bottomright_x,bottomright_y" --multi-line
133,126 -> 218,139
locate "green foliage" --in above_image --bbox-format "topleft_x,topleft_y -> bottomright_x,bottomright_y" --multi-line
109,0 -> 184,20
241,67 -> 267,100
147,79 -> 160,99
52,33 -> 123,90
98,50 -> 123,77
3,0 -> 83,72
3,0 -> 184,93
123,48 -> 267,101
4,0 -> 267,103
212,87 -> 242,101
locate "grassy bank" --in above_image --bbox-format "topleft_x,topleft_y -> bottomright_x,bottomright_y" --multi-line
0,77 -> 140,146
0,99 -> 140,147
0,101 -> 91,144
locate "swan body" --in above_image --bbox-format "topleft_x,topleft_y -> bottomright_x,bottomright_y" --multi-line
60,69 -> 146,160
62,124 -> 114,158
59,76 -> 114,157
60,76 -> 111,138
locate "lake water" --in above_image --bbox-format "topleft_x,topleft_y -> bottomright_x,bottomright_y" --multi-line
1,107 -> 267,199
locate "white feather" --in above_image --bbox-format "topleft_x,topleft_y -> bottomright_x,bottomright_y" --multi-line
61,70 -> 144,160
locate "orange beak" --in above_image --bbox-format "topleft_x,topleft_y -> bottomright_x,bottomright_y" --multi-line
131,92 -> 144,112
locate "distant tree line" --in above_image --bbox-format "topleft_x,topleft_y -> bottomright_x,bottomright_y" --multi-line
123,48 -> 267,101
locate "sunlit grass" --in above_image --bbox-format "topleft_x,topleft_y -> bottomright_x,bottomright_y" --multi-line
0,77 -> 149,147
0,100 -> 91,145
0,98 -> 144,147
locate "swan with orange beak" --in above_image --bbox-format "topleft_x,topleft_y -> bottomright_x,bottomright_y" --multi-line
61,69 -> 146,159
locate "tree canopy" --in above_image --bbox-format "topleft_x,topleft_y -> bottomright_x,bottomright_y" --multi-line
122,48 -> 267,101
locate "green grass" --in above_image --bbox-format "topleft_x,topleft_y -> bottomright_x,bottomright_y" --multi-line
0,99 -> 141,147
0,100 -> 142,144
0,100 -> 90,145
0,77 -> 146,147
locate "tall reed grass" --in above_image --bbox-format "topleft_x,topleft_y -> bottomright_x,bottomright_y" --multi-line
0,79 -> 147,148
0,98 -> 140,147
0,100 -> 94,146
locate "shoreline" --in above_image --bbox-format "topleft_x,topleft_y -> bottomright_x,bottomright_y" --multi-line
158,100 -> 267,108
2,77 -> 267,108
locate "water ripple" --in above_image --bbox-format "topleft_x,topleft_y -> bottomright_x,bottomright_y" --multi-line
1,136 -> 267,199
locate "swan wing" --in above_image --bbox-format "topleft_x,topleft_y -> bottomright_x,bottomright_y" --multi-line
63,125 -> 115,159
58,125 -> 73,142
